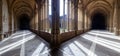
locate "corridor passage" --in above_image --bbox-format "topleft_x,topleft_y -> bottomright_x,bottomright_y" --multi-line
60,30 -> 120,56
0,30 -> 50,56
0,30 -> 120,56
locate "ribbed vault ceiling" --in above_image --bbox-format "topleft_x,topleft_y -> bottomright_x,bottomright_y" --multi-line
7,0 -> 36,18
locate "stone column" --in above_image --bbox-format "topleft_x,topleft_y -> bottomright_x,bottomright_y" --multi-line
40,8 -> 43,31
118,0 -> 120,35
118,8 -> 120,35
35,4 -> 38,30
82,7 -> 85,32
14,14 -> 18,32
44,0 -> 47,32
113,1 -> 116,34
51,0 -> 60,46
46,0 -> 50,32
39,4 -> 42,31
13,13 -> 15,33
42,2 -> 45,31
33,7 -> 36,30
0,0 -> 2,40
63,0 -> 65,32
42,4 -> 44,31
50,0 -> 60,56
74,0 -> 78,35
38,2 -> 42,31
71,2 -> 74,31
110,10 -> 114,32
67,0 -> 70,31
68,0 -> 71,31
84,11 -> 87,31
69,1 -> 72,31
115,0 -> 120,35
86,13 -> 89,30
9,11 -> 12,35
45,0 -> 48,32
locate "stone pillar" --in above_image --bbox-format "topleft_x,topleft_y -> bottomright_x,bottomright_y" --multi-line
42,2 -> 45,31
51,0 -> 60,46
9,11 -> 12,35
110,10 -> 114,32
86,14 -> 89,30
39,5 -> 42,31
42,4 -> 44,31
74,0 -> 78,35
45,0 -> 48,32
63,0 -> 65,32
118,0 -> 120,35
50,0 -> 60,56
117,8 -> 120,35
46,0 -> 50,32
12,13 -> 15,33
35,4 -> 38,30
38,2 -> 42,31
0,0 -> 2,40
84,11 -> 87,31
70,1 -> 72,31
40,8 -> 43,31
113,1 -> 117,33
78,7 -> 83,30
14,14 -> 18,32
115,0 -> 120,35
45,0 -> 47,32
112,0 -> 120,35
51,1 -> 61,56
67,0 -> 70,31
71,2 -> 74,31
33,8 -> 35,30
68,0 -> 72,31
82,7 -> 85,32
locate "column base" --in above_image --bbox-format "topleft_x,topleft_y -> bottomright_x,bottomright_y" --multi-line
115,31 -> 120,36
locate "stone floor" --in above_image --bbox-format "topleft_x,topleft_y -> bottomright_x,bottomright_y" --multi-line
0,30 -> 50,56
0,30 -> 120,56
60,30 -> 120,56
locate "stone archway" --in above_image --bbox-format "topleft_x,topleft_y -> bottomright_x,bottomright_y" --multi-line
91,12 -> 107,30
18,14 -> 30,30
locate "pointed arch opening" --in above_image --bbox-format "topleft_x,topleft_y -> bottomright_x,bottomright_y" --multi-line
91,12 -> 107,30
18,14 -> 30,30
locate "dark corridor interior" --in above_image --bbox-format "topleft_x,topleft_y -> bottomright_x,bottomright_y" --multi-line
91,12 -> 107,30
18,14 -> 30,30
